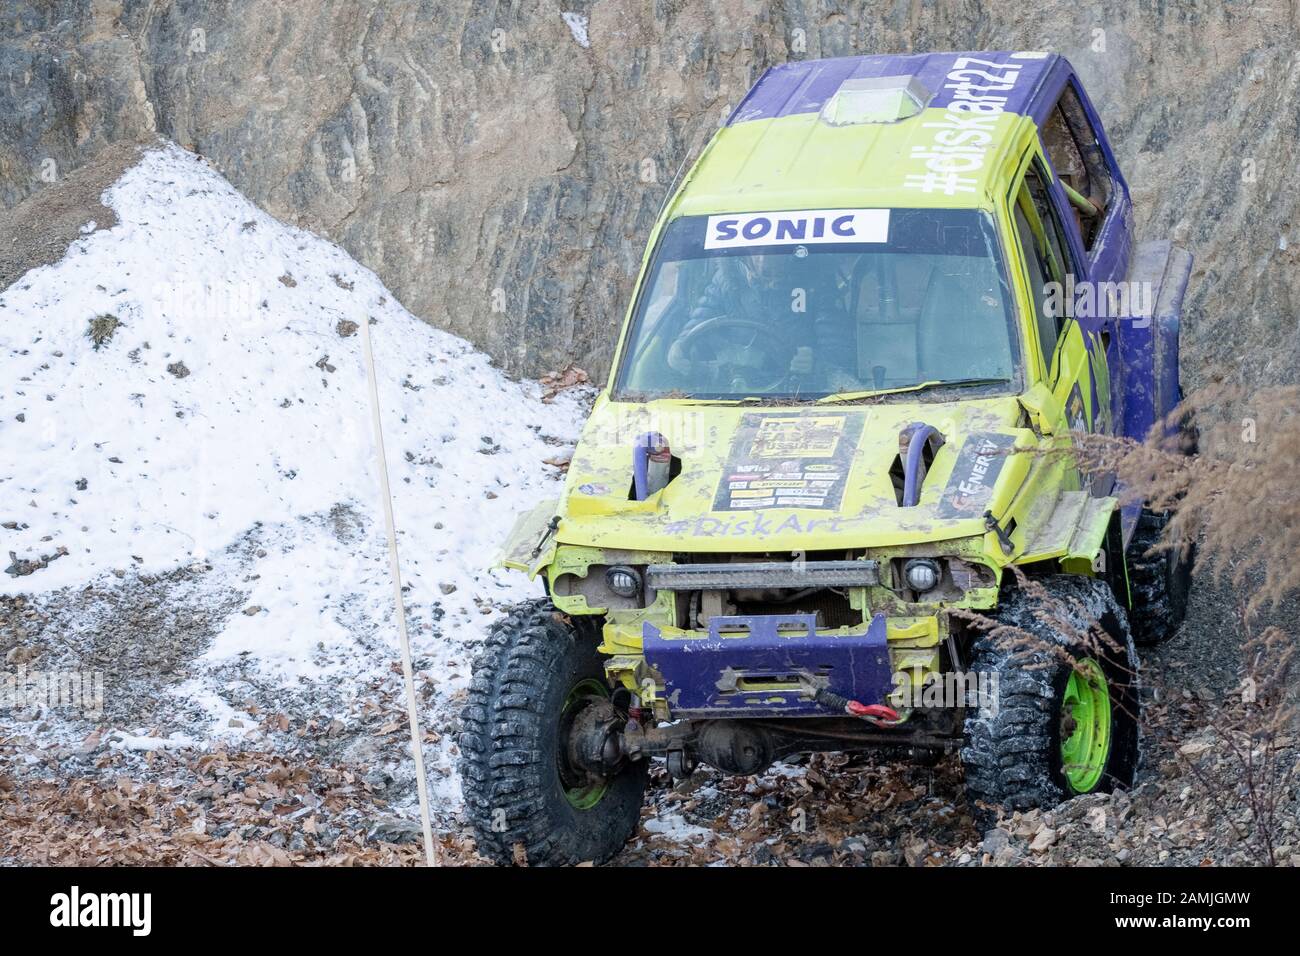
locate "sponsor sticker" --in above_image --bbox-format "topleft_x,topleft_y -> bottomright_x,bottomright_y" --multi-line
713,412 -> 863,511
1066,381 -> 1089,433
936,432 -> 1017,518
704,209 -> 890,250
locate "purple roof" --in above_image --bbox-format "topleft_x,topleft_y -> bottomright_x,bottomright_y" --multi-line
727,51 -> 1063,126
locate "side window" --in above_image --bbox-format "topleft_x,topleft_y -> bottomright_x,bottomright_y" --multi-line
1026,161 -> 1076,285
1012,191 -> 1059,369
1012,163 -> 1075,370
1041,82 -> 1114,251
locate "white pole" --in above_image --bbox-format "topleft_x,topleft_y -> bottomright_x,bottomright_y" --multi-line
357,313 -> 437,866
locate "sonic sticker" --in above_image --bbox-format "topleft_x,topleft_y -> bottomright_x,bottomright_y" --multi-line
937,432 -> 1017,518
704,209 -> 889,250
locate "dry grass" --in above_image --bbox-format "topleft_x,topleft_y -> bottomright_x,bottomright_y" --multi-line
86,313 -> 121,350
1074,383 -> 1300,610
1058,383 -> 1300,864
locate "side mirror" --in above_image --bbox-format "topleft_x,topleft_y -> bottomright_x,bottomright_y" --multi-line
1019,381 -> 1063,435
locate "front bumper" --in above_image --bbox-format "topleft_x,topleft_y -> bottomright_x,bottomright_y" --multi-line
641,612 -> 897,719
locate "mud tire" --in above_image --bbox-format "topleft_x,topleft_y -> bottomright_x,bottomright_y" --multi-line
961,575 -> 1140,832
459,599 -> 647,866
1125,509 -> 1193,647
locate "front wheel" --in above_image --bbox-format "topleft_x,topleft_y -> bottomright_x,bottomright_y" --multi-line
459,600 -> 647,866
961,575 -> 1140,831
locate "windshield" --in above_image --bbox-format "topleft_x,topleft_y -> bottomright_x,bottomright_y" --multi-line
613,207 -> 1018,401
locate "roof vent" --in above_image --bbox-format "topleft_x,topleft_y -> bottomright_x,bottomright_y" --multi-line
819,75 -> 933,126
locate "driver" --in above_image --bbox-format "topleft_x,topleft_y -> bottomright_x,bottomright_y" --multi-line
666,252 -> 841,387
790,309 -> 865,394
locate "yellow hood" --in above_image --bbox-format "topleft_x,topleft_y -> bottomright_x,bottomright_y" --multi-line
556,394 -> 1034,553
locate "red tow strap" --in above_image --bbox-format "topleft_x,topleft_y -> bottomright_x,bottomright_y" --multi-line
846,700 -> 900,721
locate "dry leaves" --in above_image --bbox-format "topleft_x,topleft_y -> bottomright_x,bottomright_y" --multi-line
539,364 -> 589,403
0,746 -> 476,867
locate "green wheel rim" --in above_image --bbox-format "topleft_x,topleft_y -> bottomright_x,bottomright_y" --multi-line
560,679 -> 611,810
1059,657 -> 1112,793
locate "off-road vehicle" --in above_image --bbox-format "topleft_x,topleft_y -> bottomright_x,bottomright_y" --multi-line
461,51 -> 1194,865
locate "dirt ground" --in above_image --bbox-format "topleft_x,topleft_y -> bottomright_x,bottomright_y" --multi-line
0,139 -> 151,292
2,556 -> 1295,867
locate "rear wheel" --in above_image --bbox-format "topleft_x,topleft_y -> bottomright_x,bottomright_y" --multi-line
459,599 -> 647,866
1125,509 -> 1193,646
961,575 -> 1140,831
1123,400 -> 1198,647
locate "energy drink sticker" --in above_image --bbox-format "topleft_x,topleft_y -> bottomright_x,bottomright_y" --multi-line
714,413 -> 861,511
936,432 -> 1017,518
1066,381 -> 1089,433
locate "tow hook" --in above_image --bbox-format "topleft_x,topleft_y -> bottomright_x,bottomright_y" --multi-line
814,688 -> 901,725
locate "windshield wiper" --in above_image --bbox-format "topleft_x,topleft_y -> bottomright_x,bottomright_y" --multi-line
669,395 -> 769,405
816,378 -> 1011,404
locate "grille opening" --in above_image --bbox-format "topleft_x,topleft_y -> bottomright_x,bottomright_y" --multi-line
731,589 -> 861,628
669,552 -> 866,631
677,586 -> 863,630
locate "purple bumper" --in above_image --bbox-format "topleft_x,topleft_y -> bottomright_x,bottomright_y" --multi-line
642,612 -> 892,718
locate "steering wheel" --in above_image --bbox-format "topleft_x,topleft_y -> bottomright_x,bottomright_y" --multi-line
668,315 -> 791,393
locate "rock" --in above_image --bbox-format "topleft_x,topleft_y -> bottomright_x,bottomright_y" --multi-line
981,827 -> 1011,856
6,548 -> 68,577
3,3 -> 1294,386
1030,827 -> 1058,852
367,817 -> 423,845
335,320 -> 358,337
750,844 -> 775,865
438,582 -> 457,595
992,845 -> 1019,866
902,837 -> 929,867
166,360 -> 190,378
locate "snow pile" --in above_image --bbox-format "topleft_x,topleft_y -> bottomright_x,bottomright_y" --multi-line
0,145 -> 584,769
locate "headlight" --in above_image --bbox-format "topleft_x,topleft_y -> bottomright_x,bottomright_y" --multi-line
903,558 -> 941,593
604,565 -> 642,598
